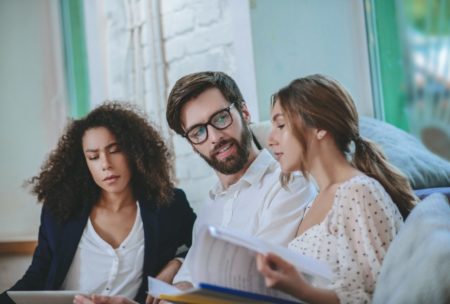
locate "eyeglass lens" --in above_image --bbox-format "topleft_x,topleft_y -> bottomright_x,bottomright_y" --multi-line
187,104 -> 234,144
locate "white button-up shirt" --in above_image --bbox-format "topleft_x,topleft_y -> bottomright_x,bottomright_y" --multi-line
62,203 -> 144,299
174,149 -> 316,284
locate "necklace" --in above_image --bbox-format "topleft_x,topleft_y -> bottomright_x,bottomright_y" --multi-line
296,196 -> 316,236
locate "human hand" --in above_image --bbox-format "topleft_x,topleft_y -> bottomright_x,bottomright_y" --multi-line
146,296 -> 162,304
74,294 -> 138,304
174,281 -> 193,291
256,252 -> 309,299
151,281 -> 192,304
146,293 -> 173,304
146,282 -> 192,304
146,259 -> 183,304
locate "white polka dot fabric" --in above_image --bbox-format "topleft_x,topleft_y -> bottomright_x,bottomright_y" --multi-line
289,175 -> 403,304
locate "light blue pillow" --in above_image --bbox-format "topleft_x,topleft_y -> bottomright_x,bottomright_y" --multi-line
373,193 -> 450,303
360,117 -> 450,189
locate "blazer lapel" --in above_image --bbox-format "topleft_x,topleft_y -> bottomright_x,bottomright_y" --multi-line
50,206 -> 90,289
139,200 -> 159,276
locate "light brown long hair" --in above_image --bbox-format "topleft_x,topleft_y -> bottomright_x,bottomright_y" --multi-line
272,74 -> 416,218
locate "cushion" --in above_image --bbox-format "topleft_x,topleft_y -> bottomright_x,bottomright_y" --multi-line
250,117 -> 450,189
359,117 -> 450,189
250,120 -> 272,151
373,193 -> 450,304
414,187 -> 450,201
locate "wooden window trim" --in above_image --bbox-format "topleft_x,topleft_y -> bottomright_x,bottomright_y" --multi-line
0,241 -> 37,255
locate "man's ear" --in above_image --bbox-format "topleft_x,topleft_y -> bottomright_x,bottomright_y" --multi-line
240,103 -> 251,124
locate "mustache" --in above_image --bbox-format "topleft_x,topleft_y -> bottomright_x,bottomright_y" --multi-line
210,139 -> 234,156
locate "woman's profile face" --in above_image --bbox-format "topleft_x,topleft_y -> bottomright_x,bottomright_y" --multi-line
268,101 -> 304,173
82,127 -> 132,196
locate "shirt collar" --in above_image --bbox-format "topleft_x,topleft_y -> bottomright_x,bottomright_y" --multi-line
209,149 -> 276,198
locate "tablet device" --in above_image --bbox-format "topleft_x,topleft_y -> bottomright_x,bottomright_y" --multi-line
7,290 -> 81,304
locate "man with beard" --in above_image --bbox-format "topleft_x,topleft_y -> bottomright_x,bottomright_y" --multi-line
166,71 -> 316,290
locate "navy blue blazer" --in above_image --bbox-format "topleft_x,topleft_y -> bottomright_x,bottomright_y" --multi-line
0,188 -> 196,304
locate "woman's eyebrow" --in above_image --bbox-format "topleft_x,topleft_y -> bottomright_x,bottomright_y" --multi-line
84,142 -> 118,153
271,113 -> 284,122
105,142 -> 119,149
84,148 -> 98,153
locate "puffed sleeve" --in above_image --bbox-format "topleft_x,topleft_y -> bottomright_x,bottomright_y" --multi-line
328,178 -> 403,304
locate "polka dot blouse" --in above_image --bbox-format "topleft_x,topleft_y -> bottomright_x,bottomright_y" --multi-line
288,175 -> 403,304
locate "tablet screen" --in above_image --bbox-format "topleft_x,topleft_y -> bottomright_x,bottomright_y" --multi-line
7,290 -> 81,304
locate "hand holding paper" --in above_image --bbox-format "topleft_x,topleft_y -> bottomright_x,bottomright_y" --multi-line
147,225 -> 332,304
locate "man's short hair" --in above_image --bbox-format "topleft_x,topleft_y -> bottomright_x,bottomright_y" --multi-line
166,71 -> 245,135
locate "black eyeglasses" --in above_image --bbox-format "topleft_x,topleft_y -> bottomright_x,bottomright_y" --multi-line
184,103 -> 236,144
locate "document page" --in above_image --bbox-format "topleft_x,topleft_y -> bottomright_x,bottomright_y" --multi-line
190,226 -> 302,300
207,226 -> 333,284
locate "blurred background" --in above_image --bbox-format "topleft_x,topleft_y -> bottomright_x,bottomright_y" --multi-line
0,0 -> 449,290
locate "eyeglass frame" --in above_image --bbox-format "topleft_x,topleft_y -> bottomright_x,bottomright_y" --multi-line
183,102 -> 237,145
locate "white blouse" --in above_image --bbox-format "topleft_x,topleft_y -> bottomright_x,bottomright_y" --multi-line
62,203 -> 144,299
288,175 -> 403,304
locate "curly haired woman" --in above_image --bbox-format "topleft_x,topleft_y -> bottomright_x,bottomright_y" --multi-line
1,102 -> 196,304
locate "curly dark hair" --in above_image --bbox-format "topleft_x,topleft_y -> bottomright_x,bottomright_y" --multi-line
28,102 -> 174,222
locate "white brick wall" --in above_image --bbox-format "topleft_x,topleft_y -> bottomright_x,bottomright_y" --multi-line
193,0 -> 222,26
161,0 -> 238,211
162,8 -> 195,38
160,0 -> 187,15
92,0 -> 252,212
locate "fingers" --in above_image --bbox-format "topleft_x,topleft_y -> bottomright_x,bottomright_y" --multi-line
263,253 -> 309,296
257,253 -> 283,275
256,252 -> 300,289
91,295 -> 134,304
256,253 -> 265,272
90,295 -> 111,304
256,253 -> 272,276
256,253 -> 283,288
174,281 -> 193,291
146,295 -> 154,304
74,295 -> 95,304
146,295 -> 161,304
265,252 -> 294,270
74,294 -> 139,304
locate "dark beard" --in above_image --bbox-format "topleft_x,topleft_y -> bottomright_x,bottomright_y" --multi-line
197,125 -> 253,175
